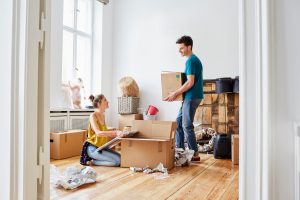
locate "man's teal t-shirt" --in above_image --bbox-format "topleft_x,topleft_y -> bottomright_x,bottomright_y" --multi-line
184,54 -> 204,100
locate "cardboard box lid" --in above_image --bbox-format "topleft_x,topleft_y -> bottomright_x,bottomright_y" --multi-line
131,120 -> 176,139
121,138 -> 171,142
51,129 -> 87,135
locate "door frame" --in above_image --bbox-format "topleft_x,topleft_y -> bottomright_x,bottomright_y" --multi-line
7,0 -> 275,199
8,0 -> 50,199
239,0 -> 274,199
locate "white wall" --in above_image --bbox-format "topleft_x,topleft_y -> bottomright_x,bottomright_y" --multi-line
109,0 -> 238,126
0,0 -> 13,198
273,0 -> 300,199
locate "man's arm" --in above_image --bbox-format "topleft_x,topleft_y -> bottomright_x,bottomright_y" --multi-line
164,74 -> 194,101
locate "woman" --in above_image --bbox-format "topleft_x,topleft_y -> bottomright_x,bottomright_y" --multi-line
80,94 -> 124,166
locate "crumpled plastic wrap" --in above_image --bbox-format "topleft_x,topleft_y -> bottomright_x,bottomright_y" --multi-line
195,128 -> 216,141
174,148 -> 195,166
130,163 -> 169,179
198,135 -> 216,153
50,165 -> 97,190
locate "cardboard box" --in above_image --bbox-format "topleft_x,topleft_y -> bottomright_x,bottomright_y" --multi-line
232,134 -> 239,165
161,72 -> 184,101
121,120 -> 177,169
50,130 -> 87,159
118,114 -> 143,131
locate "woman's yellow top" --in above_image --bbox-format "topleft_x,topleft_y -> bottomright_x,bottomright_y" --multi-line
86,119 -> 109,147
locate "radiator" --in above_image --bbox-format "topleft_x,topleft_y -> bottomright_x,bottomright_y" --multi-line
69,115 -> 90,130
50,109 -> 93,132
50,116 -> 68,132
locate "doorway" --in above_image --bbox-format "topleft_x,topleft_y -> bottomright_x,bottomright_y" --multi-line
6,0 -> 273,199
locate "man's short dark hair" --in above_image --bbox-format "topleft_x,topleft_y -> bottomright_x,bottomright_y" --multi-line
176,35 -> 193,49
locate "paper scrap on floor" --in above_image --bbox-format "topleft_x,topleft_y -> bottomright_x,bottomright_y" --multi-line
50,165 -> 97,190
130,162 -> 169,180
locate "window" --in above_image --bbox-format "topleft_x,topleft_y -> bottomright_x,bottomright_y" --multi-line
62,0 -> 93,99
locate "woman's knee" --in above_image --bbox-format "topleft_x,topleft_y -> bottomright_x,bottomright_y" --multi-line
114,158 -> 120,166
110,159 -> 120,167
112,153 -> 121,166
87,145 -> 98,159
103,150 -> 120,163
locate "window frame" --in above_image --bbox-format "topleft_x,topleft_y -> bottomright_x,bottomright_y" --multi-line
62,0 -> 95,95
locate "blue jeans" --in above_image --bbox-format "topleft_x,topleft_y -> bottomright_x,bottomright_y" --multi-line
87,145 -> 121,167
176,99 -> 201,154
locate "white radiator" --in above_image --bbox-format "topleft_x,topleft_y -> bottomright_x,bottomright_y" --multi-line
50,109 -> 93,132
50,116 -> 68,132
69,115 -> 90,130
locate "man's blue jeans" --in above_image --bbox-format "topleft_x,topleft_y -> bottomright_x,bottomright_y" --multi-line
176,99 -> 202,154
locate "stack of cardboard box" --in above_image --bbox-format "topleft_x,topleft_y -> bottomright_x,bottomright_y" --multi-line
194,80 -> 240,165
194,81 -> 239,134
232,134 -> 239,165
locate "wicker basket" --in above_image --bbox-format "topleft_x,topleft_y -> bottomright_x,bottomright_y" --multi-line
118,97 -> 140,114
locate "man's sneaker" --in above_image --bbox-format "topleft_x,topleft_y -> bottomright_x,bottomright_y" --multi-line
191,155 -> 201,162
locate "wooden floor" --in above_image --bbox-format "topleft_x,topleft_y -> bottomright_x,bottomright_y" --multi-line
50,154 -> 238,200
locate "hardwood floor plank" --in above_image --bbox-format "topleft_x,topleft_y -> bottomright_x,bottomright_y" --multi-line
51,157 -> 132,200
167,159 -> 238,200
79,155 -> 215,200
50,154 -> 239,200
219,171 -> 239,200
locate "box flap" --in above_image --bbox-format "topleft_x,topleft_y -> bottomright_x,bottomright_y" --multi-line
132,120 -> 176,139
51,130 -> 86,135
132,120 -> 152,138
120,138 -> 171,142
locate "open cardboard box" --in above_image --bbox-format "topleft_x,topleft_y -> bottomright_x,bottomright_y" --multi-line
120,120 -> 177,170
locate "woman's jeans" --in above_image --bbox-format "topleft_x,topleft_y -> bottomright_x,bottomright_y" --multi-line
87,145 -> 121,166
176,99 -> 201,154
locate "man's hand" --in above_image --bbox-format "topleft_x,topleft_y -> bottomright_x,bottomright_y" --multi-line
164,91 -> 178,102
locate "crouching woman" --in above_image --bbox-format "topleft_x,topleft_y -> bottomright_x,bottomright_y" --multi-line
80,94 -> 124,166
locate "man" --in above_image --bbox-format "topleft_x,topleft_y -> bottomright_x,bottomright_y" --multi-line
165,35 -> 203,161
